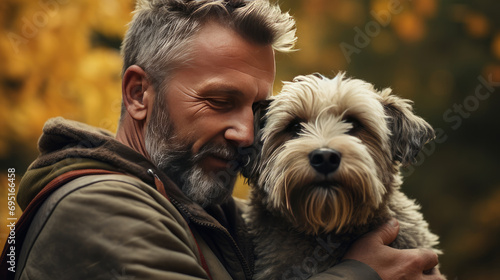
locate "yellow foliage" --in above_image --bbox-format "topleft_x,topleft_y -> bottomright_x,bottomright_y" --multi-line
294,20 -> 325,68
89,0 -> 134,37
474,188 -> 500,227
331,0 -> 365,26
392,12 -> 426,42
0,0 -> 135,157
492,33 -> 500,60
73,48 -> 123,129
233,176 -> 250,200
414,0 -> 437,18
463,12 -> 490,38
370,0 -> 392,15
302,0 -> 328,18
482,64 -> 500,89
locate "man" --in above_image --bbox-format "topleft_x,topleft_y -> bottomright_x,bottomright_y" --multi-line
7,0 -> 442,279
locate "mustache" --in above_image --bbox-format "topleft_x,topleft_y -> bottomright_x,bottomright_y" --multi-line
195,143 -> 255,170
194,143 -> 240,163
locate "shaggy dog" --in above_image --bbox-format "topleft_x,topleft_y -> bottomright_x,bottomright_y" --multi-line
243,73 -> 442,279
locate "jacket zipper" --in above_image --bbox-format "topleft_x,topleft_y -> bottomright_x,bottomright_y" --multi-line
170,197 -> 253,279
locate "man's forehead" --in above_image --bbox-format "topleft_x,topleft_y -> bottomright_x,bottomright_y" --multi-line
191,21 -> 275,62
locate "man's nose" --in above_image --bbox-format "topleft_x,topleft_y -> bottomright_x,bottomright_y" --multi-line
224,109 -> 254,147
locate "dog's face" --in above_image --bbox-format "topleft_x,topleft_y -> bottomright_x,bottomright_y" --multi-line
245,73 -> 435,235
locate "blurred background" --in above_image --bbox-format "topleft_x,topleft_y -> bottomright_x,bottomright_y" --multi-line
1,0 -> 499,278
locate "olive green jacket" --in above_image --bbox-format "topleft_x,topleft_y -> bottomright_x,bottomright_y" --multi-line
12,117 -> 380,279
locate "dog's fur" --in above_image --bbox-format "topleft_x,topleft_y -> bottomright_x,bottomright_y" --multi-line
243,73 -> 442,279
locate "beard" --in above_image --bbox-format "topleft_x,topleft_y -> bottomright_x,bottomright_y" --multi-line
144,101 -> 242,208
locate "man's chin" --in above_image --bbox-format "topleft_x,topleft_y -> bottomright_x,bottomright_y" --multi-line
180,166 -> 237,208
191,185 -> 235,208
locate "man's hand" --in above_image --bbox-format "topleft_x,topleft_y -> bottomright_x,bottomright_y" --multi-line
343,219 -> 445,280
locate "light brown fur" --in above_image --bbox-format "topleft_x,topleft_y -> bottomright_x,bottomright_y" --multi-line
243,73 -> 442,280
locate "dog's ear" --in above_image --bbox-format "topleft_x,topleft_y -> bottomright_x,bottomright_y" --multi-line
252,99 -> 272,133
240,99 -> 272,180
380,89 -> 435,166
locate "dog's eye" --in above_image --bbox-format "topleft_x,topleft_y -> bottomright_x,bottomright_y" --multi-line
285,119 -> 304,137
344,116 -> 361,135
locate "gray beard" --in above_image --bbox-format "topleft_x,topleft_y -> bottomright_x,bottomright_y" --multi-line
144,107 -> 239,208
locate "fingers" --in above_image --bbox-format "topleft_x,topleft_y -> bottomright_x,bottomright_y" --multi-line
406,248 -> 441,279
367,218 -> 400,245
423,266 -> 447,280
417,248 -> 439,272
423,270 -> 447,280
417,249 -> 445,280
342,219 -> 400,261
342,219 -> 443,280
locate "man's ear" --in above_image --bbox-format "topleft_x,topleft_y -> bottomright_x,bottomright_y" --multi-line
122,65 -> 153,121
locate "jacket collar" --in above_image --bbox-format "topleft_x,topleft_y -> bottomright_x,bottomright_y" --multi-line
21,117 -> 237,231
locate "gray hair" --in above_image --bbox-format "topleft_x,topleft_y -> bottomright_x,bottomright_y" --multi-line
119,0 -> 297,121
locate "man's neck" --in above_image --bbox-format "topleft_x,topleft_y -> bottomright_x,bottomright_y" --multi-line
116,115 -> 150,160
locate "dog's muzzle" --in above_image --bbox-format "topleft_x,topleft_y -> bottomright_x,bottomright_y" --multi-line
308,148 -> 341,175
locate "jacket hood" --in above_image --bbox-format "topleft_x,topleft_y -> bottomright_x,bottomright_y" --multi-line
19,117 -> 197,215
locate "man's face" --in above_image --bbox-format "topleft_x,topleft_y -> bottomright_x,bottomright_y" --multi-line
145,21 -> 275,207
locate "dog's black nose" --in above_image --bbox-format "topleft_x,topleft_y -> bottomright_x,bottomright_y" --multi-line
309,148 -> 341,175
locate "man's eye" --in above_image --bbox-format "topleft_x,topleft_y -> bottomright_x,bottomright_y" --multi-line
208,99 -> 232,109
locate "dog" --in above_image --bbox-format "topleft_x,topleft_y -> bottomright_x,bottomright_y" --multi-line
242,73 -> 442,279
